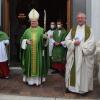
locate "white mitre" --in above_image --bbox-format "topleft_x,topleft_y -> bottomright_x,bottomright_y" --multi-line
28,8 -> 39,20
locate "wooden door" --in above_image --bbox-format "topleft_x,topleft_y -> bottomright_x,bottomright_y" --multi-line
3,0 -> 10,35
67,0 -> 72,31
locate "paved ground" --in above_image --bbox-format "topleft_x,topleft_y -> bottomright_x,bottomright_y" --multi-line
0,68 -> 100,99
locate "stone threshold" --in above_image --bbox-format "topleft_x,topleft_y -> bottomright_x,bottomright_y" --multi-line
0,94 -> 98,100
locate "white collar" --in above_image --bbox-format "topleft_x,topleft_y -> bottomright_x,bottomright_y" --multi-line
77,24 -> 85,29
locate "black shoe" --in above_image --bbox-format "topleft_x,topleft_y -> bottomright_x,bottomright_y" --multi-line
60,72 -> 65,77
80,92 -> 88,96
65,88 -> 71,93
4,76 -> 9,79
51,70 -> 59,74
0,76 -> 3,79
0,76 -> 9,79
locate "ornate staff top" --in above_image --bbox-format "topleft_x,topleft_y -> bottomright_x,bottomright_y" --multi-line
44,9 -> 46,32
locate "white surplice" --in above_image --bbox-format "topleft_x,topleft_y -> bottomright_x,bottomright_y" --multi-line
0,40 -> 9,62
46,30 -> 54,56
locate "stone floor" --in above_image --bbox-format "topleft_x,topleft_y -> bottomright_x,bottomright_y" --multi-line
0,68 -> 100,99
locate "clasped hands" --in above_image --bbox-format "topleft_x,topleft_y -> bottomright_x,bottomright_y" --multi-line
54,42 -> 61,46
74,40 -> 81,46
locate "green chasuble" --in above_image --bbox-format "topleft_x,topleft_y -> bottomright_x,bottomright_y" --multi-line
0,31 -> 9,41
21,26 -> 48,77
52,28 -> 67,63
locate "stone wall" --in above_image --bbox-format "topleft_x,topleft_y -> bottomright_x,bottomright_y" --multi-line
86,0 -> 100,83
95,42 -> 100,84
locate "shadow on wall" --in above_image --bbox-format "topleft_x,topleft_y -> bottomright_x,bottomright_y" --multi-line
94,42 -> 100,85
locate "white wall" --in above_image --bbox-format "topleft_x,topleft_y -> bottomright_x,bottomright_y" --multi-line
79,0 -> 100,42
90,0 -> 100,82
86,0 -> 91,26
73,0 -> 86,25
91,0 -> 100,42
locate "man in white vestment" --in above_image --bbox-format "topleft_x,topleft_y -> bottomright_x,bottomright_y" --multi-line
63,12 -> 95,94
47,21 -> 56,57
46,21 -> 56,68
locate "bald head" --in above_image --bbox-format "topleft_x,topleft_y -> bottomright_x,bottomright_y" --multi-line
76,12 -> 86,26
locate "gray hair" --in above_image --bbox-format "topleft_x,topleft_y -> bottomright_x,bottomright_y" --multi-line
77,12 -> 86,18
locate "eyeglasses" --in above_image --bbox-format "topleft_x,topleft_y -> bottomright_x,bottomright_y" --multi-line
77,17 -> 85,19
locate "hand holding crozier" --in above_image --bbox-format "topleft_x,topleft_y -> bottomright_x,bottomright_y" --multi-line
26,40 -> 32,45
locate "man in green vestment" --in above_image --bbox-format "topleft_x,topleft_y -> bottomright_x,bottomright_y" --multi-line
21,8 -> 48,86
52,20 -> 67,76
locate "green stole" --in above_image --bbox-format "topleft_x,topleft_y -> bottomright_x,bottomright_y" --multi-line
0,31 -> 9,41
71,25 -> 91,41
70,25 -> 91,86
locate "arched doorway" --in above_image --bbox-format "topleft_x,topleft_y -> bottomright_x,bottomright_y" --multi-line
3,0 -> 72,66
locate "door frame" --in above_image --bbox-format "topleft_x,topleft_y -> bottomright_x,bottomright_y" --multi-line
0,0 -> 3,30
67,0 -> 73,31
3,0 -> 10,35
